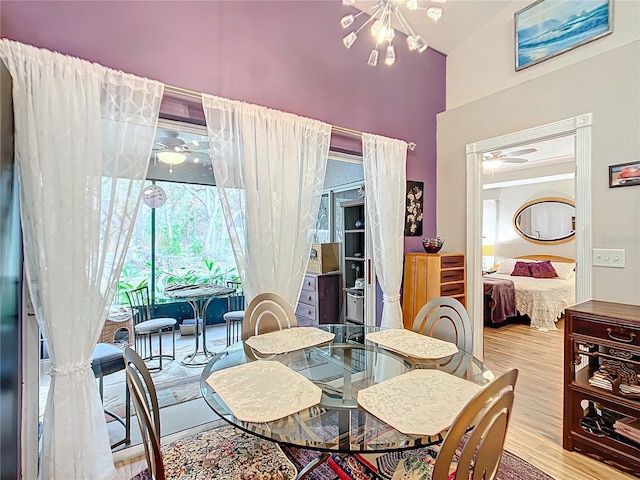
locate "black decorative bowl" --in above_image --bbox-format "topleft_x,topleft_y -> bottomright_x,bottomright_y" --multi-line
422,237 -> 444,254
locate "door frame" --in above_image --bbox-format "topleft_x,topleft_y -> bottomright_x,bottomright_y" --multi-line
465,114 -> 593,358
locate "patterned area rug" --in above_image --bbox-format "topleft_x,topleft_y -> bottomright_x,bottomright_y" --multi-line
281,445 -> 555,480
102,340 -> 227,421
131,426 -> 297,480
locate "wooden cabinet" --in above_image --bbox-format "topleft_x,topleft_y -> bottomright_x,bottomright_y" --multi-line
563,300 -> 640,476
296,272 -> 341,327
401,253 -> 466,329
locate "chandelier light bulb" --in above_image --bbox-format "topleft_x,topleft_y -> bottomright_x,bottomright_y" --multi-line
385,45 -> 396,65
340,14 -> 355,29
415,35 -> 428,53
427,6 -> 443,22
340,0 -> 444,65
368,49 -> 379,66
407,35 -> 418,51
343,31 -> 357,48
371,19 -> 382,39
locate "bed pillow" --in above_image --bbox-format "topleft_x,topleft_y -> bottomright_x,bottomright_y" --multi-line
551,261 -> 576,280
529,260 -> 558,279
511,261 -> 532,277
495,258 -> 533,275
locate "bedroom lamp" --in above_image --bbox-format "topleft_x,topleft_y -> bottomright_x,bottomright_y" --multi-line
482,245 -> 495,271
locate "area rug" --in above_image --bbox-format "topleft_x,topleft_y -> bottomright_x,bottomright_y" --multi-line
281,445 -> 555,480
101,341 -> 329,422
101,341 -> 227,421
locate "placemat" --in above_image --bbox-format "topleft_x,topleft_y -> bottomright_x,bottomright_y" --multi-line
245,327 -> 335,355
366,329 -> 458,359
357,369 -> 482,436
206,361 -> 322,423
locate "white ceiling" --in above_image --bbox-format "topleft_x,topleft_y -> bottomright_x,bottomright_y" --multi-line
351,0 -> 511,54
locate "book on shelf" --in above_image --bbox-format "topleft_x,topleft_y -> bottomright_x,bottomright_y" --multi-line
614,417 -> 640,443
588,371 -> 640,394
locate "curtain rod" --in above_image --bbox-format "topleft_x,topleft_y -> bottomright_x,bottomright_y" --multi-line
164,84 -> 417,151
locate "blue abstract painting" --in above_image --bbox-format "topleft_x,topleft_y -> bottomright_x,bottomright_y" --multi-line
515,0 -> 612,70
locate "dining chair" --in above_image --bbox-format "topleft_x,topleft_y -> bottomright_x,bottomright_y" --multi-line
126,286 -> 177,372
223,280 -> 245,346
91,343 -> 130,449
123,347 -> 298,480
328,368 -> 519,480
242,292 -> 297,341
412,297 -> 473,353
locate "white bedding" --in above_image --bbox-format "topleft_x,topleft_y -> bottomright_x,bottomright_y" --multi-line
490,273 -> 575,331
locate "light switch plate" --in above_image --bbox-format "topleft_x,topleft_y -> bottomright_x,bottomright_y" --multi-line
592,248 -> 626,268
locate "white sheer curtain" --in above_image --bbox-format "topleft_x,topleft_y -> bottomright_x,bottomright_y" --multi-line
0,40 -> 163,480
202,95 -> 331,307
363,133 -> 407,329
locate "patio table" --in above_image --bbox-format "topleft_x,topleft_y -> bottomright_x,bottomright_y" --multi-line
165,283 -> 235,366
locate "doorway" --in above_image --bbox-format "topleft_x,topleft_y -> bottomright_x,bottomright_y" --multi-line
465,114 -> 594,358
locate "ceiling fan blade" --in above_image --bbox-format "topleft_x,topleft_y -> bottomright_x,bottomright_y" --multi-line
506,147 -> 536,157
503,157 -> 528,164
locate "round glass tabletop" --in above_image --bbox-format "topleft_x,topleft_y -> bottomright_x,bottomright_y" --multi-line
200,324 -> 492,454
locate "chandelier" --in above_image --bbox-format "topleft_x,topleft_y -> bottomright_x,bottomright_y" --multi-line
340,0 -> 446,66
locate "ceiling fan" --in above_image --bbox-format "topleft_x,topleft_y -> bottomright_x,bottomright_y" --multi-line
153,131 -> 211,167
482,147 -> 537,169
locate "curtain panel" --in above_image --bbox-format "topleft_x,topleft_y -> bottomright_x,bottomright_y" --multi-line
201,95 -> 331,307
0,39 -> 163,480
362,133 -> 407,329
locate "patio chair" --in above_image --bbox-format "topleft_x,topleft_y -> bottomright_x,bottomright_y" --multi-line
223,280 -> 244,346
328,368 -> 519,480
123,347 -> 297,480
412,297 -> 473,353
126,286 -> 177,372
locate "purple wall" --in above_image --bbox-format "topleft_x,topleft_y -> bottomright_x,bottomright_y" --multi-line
1,0 -> 446,252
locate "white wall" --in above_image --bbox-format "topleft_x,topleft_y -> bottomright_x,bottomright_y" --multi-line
437,39 -> 640,305
484,179 -> 576,261
447,0 -> 640,109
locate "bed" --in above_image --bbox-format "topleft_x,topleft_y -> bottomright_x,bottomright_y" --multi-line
483,255 -> 575,331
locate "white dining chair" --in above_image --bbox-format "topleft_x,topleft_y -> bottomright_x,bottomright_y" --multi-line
412,297 -> 473,353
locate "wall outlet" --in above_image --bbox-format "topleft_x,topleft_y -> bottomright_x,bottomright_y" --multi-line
592,248 -> 626,268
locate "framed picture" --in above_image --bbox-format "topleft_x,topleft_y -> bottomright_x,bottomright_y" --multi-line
515,0 -> 613,71
609,161 -> 640,188
404,181 -> 423,236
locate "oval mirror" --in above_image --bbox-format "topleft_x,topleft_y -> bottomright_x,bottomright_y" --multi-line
513,197 -> 575,244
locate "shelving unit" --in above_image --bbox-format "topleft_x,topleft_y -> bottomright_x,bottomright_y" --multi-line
341,198 -> 367,325
401,253 -> 466,329
563,300 -> 640,476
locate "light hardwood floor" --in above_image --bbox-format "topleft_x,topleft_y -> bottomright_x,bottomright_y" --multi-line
483,320 -> 637,480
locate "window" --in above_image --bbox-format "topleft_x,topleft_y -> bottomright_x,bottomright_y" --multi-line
115,119 -> 238,306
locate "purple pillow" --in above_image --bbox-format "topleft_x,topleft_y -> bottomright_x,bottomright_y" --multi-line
529,260 -> 558,279
511,261 -> 532,277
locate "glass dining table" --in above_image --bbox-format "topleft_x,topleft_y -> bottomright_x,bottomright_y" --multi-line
199,324 -> 492,479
